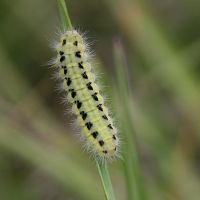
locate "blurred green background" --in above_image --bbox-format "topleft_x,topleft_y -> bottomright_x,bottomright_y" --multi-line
0,0 -> 200,200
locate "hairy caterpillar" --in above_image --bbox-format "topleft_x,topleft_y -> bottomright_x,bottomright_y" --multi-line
51,30 -> 119,160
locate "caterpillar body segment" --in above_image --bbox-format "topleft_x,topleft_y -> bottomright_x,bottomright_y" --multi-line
53,30 -> 119,160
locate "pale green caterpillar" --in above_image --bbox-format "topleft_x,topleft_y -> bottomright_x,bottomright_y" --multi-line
51,30 -> 119,160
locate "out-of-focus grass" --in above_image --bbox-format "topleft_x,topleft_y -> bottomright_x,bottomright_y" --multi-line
0,46 -> 105,199
113,39 -> 146,200
106,0 -> 200,132
0,120 -> 103,200
105,0 -> 200,199
0,0 -> 200,199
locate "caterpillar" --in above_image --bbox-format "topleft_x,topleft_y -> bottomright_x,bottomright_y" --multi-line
51,30 -> 119,160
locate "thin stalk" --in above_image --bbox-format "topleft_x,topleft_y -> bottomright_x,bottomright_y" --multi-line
113,39 -> 146,200
57,0 -> 72,29
57,1 -> 116,199
97,161 -> 116,200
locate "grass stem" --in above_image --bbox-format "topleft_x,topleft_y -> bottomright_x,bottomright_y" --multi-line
57,0 -> 72,29
97,161 -> 116,200
57,1 -> 116,199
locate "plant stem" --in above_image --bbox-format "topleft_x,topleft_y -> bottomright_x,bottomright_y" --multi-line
57,0 -> 72,29
57,1 -> 116,199
97,161 -> 116,200
113,39 -> 146,200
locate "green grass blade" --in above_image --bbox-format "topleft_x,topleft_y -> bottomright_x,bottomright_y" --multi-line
97,161 -> 116,200
57,0 -> 72,29
113,39 -> 146,200
0,120 -> 103,200
56,1 -> 116,199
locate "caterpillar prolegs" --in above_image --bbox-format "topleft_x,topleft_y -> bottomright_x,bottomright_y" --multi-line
51,30 -> 119,160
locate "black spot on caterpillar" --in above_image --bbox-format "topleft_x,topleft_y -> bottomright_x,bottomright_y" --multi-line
102,115 -> 108,120
62,39 -> 66,46
73,41 -> 78,46
97,104 -> 103,111
62,66 -> 67,75
60,56 -> 65,62
75,100 -> 82,109
87,82 -> 93,90
78,62 -> 84,69
59,51 -> 64,55
85,122 -> 93,130
66,77 -> 71,86
51,30 -> 119,160
71,90 -> 76,98
108,124 -> 113,129
75,51 -> 81,58
92,92 -> 98,101
103,150 -> 108,154
82,71 -> 88,79
92,131 -> 98,139
80,111 -> 87,120
99,140 -> 104,146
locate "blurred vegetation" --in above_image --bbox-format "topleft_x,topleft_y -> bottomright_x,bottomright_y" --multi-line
0,0 -> 200,199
